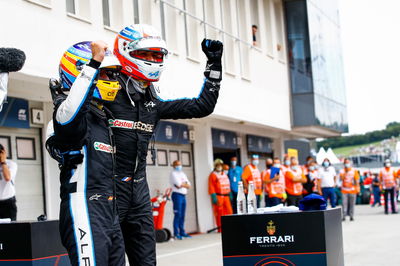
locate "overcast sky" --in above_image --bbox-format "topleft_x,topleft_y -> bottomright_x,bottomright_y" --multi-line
338,0 -> 400,134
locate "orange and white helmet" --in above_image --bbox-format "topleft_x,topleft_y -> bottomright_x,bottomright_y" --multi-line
114,24 -> 168,82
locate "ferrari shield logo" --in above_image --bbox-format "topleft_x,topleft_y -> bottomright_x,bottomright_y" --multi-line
267,220 -> 276,235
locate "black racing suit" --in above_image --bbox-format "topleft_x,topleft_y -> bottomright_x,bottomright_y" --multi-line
50,62 -> 125,266
105,75 -> 220,265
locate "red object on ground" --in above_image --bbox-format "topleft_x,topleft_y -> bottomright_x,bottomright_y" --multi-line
151,188 -> 172,230
364,176 -> 373,185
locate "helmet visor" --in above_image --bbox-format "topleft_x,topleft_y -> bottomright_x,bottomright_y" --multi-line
129,49 -> 166,63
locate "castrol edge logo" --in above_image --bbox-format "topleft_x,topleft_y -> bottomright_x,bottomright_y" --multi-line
249,220 -> 295,248
93,142 -> 113,153
108,119 -> 154,132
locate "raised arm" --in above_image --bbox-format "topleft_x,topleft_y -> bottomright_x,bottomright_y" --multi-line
157,39 -> 223,119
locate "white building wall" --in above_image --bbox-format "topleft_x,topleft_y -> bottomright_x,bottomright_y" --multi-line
0,0 -> 295,230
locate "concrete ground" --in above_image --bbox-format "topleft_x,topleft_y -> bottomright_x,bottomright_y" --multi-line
155,205 -> 400,266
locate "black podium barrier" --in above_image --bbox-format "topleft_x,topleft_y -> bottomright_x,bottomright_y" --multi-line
0,220 -> 70,265
221,208 -> 344,266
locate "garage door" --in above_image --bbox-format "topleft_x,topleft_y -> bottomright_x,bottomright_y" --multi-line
0,127 -> 44,221
146,142 -> 198,234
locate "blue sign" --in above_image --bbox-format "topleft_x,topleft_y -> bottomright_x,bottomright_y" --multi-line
212,128 -> 238,149
0,97 -> 30,128
247,134 -> 272,153
155,121 -> 189,144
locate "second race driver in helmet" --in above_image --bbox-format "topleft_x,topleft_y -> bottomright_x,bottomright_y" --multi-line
106,24 -> 223,265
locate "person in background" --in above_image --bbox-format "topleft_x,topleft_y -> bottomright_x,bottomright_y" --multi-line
0,144 -> 18,221
227,156 -> 242,214
261,158 -> 273,205
303,160 -> 319,196
371,173 -> 381,207
169,160 -> 191,240
252,25 -> 258,46
281,154 -> 291,176
263,157 -> 285,207
379,159 -> 398,214
319,158 -> 337,208
242,154 -> 262,208
285,157 -> 306,206
340,159 -> 360,221
208,159 -> 232,232
265,158 -> 273,170
302,156 -> 314,176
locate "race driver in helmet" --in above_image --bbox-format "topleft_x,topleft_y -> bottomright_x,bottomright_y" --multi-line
106,24 -> 223,265
47,41 -> 125,265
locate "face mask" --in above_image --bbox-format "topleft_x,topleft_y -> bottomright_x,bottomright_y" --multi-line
266,164 -> 273,169
216,167 -> 222,172
231,161 -> 237,167
175,165 -> 182,171
284,160 -> 290,166
385,163 -> 391,167
345,163 -> 351,168
273,164 -> 280,168
309,166 -> 315,171
323,161 -> 329,167
252,160 -> 259,166
292,165 -> 298,171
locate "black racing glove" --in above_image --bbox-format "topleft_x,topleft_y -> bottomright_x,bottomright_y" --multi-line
202,39 -> 223,81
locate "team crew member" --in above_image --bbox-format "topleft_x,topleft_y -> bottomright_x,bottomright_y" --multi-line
106,24 -> 223,265
170,160 -> 192,240
47,41 -> 125,265
228,157 -> 242,214
0,145 -> 18,221
263,157 -> 285,207
281,155 -> 291,176
309,161 -> 321,195
379,159 -> 398,214
285,157 -> 306,206
208,159 -> 233,232
303,160 -> 319,196
340,159 -> 360,221
319,158 -> 337,207
242,155 -> 262,208
371,173 -> 381,207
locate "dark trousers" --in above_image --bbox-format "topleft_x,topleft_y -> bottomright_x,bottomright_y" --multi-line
384,188 -> 396,213
171,192 -> 187,237
286,194 -> 302,207
322,187 -> 337,208
231,191 -> 238,214
265,196 -> 282,207
256,194 -> 261,208
372,186 -> 381,206
0,196 -> 17,221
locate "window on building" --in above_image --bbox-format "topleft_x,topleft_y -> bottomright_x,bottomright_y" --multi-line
24,0 -> 51,8
66,0 -> 91,20
160,0 -> 179,53
139,0 -> 152,24
236,0 -> 250,79
102,0 -> 124,30
184,0 -> 203,61
221,0 -> 237,74
133,0 -> 140,24
262,0 -> 274,56
203,0 -> 220,40
16,137 -> 36,160
273,0 -> 285,61
249,0 -> 261,47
